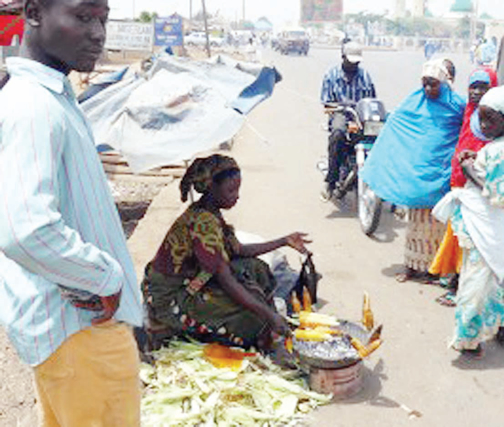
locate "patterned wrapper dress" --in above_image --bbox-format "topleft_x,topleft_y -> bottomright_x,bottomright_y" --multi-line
142,202 -> 276,349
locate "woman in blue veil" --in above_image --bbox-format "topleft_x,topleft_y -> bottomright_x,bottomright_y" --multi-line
360,60 -> 465,282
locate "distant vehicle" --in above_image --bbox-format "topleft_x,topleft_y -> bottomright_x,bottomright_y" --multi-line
278,27 -> 309,55
185,32 -> 224,47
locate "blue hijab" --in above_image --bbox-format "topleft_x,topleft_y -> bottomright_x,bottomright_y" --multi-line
360,84 -> 465,208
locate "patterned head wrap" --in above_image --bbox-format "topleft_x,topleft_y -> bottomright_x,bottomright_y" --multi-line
422,59 -> 448,82
180,154 -> 240,202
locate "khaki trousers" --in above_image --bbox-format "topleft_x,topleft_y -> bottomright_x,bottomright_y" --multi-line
34,320 -> 141,427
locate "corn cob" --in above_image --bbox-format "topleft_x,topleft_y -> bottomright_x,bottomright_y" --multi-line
312,326 -> 344,336
365,339 -> 382,356
302,288 -> 312,312
294,328 -> 331,341
291,294 -> 302,313
350,337 -> 369,358
284,336 -> 293,354
368,324 -> 383,345
299,311 -> 338,327
362,291 -> 374,331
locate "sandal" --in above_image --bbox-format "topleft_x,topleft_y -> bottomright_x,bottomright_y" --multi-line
435,291 -> 456,307
460,344 -> 484,359
395,267 -> 416,283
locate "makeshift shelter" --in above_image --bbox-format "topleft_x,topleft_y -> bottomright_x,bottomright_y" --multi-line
82,54 -> 282,173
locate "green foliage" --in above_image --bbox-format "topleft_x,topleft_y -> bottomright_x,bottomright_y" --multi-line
137,11 -> 158,23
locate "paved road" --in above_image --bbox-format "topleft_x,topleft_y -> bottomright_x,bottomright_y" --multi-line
225,47 -> 504,427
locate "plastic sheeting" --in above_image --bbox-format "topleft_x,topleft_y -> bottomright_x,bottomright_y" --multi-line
82,54 -> 281,173
360,84 -> 465,208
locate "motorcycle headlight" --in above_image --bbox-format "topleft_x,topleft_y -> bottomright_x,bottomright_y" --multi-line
363,121 -> 384,136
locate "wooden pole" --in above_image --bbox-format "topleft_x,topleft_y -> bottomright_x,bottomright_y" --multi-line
201,0 -> 211,58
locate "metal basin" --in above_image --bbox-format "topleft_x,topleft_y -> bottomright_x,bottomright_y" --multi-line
293,320 -> 371,369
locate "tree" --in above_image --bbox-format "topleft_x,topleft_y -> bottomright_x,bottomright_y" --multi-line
137,11 -> 158,23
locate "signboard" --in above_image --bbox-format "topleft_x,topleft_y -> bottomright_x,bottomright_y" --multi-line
301,0 -> 343,23
105,21 -> 153,51
155,15 -> 183,47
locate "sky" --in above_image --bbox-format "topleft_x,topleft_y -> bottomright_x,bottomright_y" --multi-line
109,0 -> 504,26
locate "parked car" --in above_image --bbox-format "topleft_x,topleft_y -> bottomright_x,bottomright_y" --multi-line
278,27 -> 309,55
185,32 -> 224,47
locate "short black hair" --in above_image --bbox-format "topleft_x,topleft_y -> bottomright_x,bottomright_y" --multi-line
24,0 -> 55,8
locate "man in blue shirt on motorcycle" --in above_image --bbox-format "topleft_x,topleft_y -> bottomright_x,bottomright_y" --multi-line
320,41 -> 376,200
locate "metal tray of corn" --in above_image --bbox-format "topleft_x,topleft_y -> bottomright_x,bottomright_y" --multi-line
293,320 -> 371,369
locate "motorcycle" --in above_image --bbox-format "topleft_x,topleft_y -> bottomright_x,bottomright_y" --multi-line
321,99 -> 386,236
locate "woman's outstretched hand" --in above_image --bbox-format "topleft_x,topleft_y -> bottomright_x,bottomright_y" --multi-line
285,232 -> 312,254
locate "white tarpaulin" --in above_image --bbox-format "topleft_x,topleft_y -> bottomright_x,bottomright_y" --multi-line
82,54 -> 281,173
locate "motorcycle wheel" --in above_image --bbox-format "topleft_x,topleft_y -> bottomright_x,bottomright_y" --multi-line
358,177 -> 382,236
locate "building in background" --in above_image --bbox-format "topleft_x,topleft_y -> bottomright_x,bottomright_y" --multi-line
395,0 -> 406,19
412,0 -> 426,17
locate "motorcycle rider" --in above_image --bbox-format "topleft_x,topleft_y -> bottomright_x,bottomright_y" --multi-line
320,41 -> 376,200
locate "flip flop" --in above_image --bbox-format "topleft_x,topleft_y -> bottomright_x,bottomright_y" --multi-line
461,344 -> 484,360
435,292 -> 456,307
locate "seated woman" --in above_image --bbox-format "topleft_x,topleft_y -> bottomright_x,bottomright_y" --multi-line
141,154 -> 310,358
434,86 -> 504,358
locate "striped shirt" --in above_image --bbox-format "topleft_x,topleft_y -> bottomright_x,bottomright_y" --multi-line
320,65 -> 376,104
0,57 -> 142,366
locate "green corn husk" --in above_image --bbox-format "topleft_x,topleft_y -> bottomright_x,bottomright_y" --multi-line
141,340 -> 332,427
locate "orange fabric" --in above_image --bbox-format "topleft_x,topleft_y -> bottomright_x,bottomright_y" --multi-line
429,221 -> 463,276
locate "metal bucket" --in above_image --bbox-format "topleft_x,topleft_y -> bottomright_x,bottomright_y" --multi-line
309,360 -> 364,400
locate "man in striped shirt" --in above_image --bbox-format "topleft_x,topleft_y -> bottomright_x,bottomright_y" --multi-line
320,42 -> 376,199
0,0 -> 143,425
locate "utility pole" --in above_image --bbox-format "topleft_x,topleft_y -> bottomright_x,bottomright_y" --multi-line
201,0 -> 211,58
132,0 -> 135,20
242,0 -> 246,24
189,0 -> 193,30
470,0 -> 479,43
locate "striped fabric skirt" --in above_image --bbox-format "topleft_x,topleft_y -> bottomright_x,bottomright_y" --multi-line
404,208 -> 447,273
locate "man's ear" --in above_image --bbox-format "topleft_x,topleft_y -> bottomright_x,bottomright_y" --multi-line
24,0 -> 42,27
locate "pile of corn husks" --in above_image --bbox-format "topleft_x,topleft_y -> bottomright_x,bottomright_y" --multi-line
140,340 -> 332,426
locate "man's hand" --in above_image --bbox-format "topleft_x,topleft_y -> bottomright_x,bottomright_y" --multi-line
285,232 -> 312,254
92,291 -> 122,325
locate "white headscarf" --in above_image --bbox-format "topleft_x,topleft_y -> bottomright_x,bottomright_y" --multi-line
421,59 -> 448,82
479,85 -> 504,114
